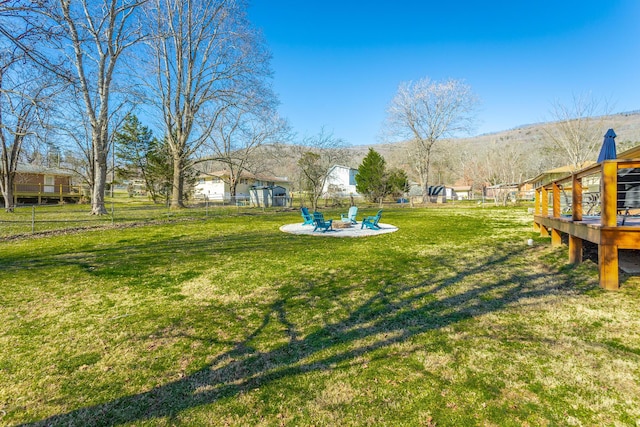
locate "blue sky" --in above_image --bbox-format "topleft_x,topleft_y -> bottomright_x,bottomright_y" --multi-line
248,1 -> 640,146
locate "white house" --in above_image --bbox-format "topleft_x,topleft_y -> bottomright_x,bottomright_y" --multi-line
322,165 -> 359,197
194,170 -> 290,206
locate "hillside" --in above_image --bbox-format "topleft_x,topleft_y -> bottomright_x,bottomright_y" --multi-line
260,112 -> 640,186
457,111 -> 640,150
348,111 -> 640,164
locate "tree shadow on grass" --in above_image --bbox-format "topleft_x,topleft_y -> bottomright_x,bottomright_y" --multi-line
21,241 -> 589,427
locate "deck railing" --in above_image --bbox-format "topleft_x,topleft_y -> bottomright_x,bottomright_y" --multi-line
534,160 -> 640,226
534,159 -> 640,290
13,183 -> 83,197
12,183 -> 84,203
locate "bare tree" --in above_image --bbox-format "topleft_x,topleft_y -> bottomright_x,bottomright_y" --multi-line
295,128 -> 351,211
27,0 -> 146,215
0,65 -> 51,211
480,142 -> 527,206
145,0 -> 272,209
542,93 -> 611,171
202,104 -> 289,202
385,77 -> 479,203
49,90 -> 131,204
0,10 -> 57,211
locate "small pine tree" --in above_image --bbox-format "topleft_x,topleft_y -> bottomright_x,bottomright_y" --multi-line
386,168 -> 410,199
114,114 -> 155,193
355,148 -> 387,203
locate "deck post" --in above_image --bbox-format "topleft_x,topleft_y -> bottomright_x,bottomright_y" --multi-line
601,161 -> 618,227
551,182 -> 561,245
540,224 -> 550,237
571,174 -> 582,222
569,236 -> 583,264
599,161 -> 620,290
598,243 -> 619,290
533,188 -> 541,231
552,182 -> 561,218
539,187 -> 549,238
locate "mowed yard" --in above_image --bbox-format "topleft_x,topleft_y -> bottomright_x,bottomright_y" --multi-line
1,206 -> 640,426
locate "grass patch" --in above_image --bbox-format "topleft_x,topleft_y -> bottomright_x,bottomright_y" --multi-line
1,206 -> 640,426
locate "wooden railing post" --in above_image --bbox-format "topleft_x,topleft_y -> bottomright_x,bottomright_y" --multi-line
599,161 -> 619,289
551,182 -> 561,246
552,182 -> 561,218
540,186 -> 550,237
533,188 -> 541,231
571,174 -> 582,222
601,161 -> 618,227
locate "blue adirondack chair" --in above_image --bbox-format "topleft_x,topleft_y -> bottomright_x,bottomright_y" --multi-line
340,206 -> 358,224
301,207 -> 314,225
312,211 -> 333,232
361,209 -> 382,230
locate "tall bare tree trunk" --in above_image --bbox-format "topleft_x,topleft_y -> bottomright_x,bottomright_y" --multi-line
55,0 -> 143,215
92,134 -> 109,214
170,152 -> 184,209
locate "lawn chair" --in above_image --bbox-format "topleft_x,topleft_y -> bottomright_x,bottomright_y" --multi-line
340,206 -> 358,224
361,209 -> 382,230
301,207 -> 314,225
618,168 -> 640,225
312,211 -> 333,232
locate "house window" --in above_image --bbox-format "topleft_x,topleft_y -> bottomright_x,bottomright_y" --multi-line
349,169 -> 357,186
44,175 -> 55,192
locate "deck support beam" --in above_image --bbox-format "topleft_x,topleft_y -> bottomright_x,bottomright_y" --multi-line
568,236 -> 583,264
598,244 -> 619,290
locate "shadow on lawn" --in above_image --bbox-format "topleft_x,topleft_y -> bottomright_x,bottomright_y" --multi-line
22,235 -> 588,426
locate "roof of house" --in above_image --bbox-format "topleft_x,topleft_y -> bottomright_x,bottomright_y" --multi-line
15,163 -> 74,176
523,161 -> 596,185
329,165 -> 358,172
199,170 -> 289,183
618,144 -> 640,159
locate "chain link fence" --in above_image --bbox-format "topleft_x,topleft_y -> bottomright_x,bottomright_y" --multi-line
0,199 -> 259,239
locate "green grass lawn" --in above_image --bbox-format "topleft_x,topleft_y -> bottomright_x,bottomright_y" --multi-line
2,206 -> 640,426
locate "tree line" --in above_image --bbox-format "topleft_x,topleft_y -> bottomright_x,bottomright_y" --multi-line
1,1 -> 623,213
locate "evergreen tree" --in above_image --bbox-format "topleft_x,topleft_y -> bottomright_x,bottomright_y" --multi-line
114,114 -> 155,188
355,148 -> 387,203
386,168 -> 410,199
145,137 -> 173,203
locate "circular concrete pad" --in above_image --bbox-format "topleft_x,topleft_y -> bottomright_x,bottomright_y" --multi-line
280,222 -> 398,238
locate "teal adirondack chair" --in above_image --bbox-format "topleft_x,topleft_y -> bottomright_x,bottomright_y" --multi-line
301,207 -> 314,225
312,211 -> 333,232
361,209 -> 382,230
340,206 -> 358,224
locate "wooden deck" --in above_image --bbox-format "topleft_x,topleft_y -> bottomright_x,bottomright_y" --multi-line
533,160 -> 640,290
13,184 -> 83,203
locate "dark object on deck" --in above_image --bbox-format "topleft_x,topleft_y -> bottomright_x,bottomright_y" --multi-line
597,129 -> 617,163
618,168 -> 640,225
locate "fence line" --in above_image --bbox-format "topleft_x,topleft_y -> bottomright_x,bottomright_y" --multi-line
0,200 -> 260,238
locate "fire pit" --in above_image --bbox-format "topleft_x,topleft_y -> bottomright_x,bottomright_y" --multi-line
333,221 -> 352,229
